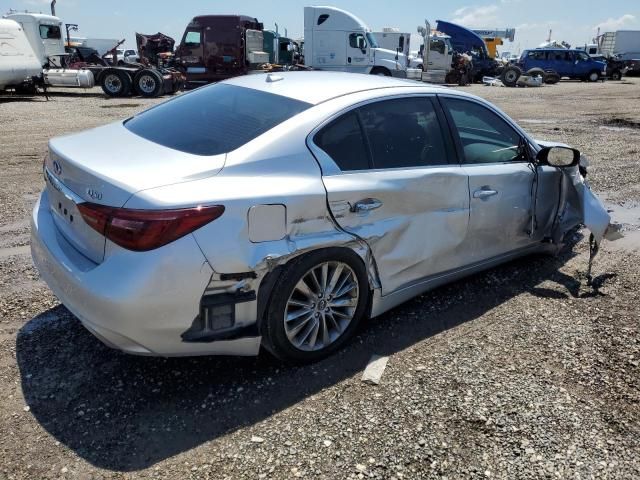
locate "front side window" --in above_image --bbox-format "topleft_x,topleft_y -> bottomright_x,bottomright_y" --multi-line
349,33 -> 367,50
576,51 -> 590,61
442,98 -> 526,164
366,32 -> 379,48
184,30 -> 202,47
125,84 -> 311,156
359,97 -> 449,169
39,25 -> 61,40
314,112 -> 370,171
430,39 -> 445,55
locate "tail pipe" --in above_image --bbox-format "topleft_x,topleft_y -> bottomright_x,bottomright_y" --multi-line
51,0 -> 56,16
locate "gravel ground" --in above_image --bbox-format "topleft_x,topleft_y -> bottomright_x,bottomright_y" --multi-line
0,79 -> 639,479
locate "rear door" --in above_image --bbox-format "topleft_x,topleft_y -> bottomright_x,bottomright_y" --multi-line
547,50 -> 573,76
310,96 -> 469,295
439,95 -> 561,261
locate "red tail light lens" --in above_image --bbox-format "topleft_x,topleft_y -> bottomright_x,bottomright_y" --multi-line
78,203 -> 224,251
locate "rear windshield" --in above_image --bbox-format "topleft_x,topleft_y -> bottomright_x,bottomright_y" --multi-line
124,83 -> 312,156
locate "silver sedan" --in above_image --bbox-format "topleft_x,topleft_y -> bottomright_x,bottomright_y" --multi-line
31,71 -> 609,362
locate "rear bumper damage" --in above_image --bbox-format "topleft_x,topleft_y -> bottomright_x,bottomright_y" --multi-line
31,190 -> 261,357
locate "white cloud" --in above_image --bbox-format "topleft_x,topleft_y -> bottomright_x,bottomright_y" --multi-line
594,14 -> 637,32
452,5 -> 500,28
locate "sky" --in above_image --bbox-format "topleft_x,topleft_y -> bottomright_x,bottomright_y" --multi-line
4,0 -> 640,54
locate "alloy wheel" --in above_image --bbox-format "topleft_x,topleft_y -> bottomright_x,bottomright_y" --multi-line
284,261 -> 359,351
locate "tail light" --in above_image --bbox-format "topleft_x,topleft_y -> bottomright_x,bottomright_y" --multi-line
78,203 -> 224,251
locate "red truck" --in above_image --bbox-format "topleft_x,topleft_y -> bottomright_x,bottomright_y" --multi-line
175,15 -> 269,87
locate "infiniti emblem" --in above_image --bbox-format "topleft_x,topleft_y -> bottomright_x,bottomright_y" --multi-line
52,160 -> 62,176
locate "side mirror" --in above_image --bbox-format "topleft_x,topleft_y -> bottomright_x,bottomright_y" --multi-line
536,146 -> 580,168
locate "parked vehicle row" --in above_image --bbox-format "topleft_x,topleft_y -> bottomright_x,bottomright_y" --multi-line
0,11 -> 183,97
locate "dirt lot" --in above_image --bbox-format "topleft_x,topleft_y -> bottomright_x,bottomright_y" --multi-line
1,79 -> 639,479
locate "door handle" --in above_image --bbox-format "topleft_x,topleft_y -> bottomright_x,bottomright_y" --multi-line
348,57 -> 352,63
351,198 -> 383,213
473,188 -> 498,199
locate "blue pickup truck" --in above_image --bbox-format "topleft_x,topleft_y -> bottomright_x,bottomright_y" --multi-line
517,49 -> 607,81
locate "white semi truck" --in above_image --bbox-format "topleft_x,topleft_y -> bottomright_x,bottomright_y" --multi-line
0,18 -> 42,91
3,11 -> 95,91
372,27 -> 453,76
2,10 -> 183,97
303,6 -> 417,77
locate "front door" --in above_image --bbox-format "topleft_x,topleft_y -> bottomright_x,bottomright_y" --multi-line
178,27 -> 205,83
311,96 -> 470,295
346,32 -> 370,73
439,95 -> 560,261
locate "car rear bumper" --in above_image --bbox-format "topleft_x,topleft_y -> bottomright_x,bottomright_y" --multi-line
31,190 -> 261,357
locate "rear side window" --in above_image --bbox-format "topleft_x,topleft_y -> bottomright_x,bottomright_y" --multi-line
359,97 -> 449,168
314,112 -> 370,171
125,83 -> 311,156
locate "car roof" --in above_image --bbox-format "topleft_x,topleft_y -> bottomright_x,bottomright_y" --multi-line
221,71 -> 448,105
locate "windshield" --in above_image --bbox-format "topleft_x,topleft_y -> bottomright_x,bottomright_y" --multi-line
366,32 -> 379,48
124,83 -> 312,156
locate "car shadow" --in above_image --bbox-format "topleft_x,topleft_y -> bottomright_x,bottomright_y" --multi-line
16,242 -> 612,472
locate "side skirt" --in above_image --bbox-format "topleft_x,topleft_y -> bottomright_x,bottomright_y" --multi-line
370,243 -> 553,318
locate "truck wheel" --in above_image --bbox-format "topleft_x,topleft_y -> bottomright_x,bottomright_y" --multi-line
610,70 -> 622,81
370,67 -> 391,76
542,69 -> 560,84
100,69 -> 132,97
587,70 -> 600,82
133,69 -> 164,97
261,248 -> 370,363
501,65 -> 521,87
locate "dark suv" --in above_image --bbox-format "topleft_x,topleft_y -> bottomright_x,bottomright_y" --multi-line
518,49 -> 607,81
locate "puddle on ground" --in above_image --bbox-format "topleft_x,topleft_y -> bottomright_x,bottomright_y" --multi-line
600,118 -> 640,130
100,103 -> 142,109
603,197 -> 640,253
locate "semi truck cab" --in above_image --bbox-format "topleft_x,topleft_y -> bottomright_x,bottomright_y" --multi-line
5,12 -> 65,66
176,15 -> 268,86
304,6 -> 410,77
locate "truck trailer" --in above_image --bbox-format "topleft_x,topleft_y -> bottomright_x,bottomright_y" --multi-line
598,30 -> 640,60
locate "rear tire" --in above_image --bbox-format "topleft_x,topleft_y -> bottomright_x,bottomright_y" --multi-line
262,249 -> 370,363
100,69 -> 132,97
501,65 -> 521,87
133,69 -> 164,97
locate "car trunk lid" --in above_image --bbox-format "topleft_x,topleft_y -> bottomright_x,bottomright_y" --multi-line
44,122 -> 226,263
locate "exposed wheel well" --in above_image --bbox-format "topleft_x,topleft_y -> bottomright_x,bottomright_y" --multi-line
370,66 -> 391,76
255,247 -> 374,334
